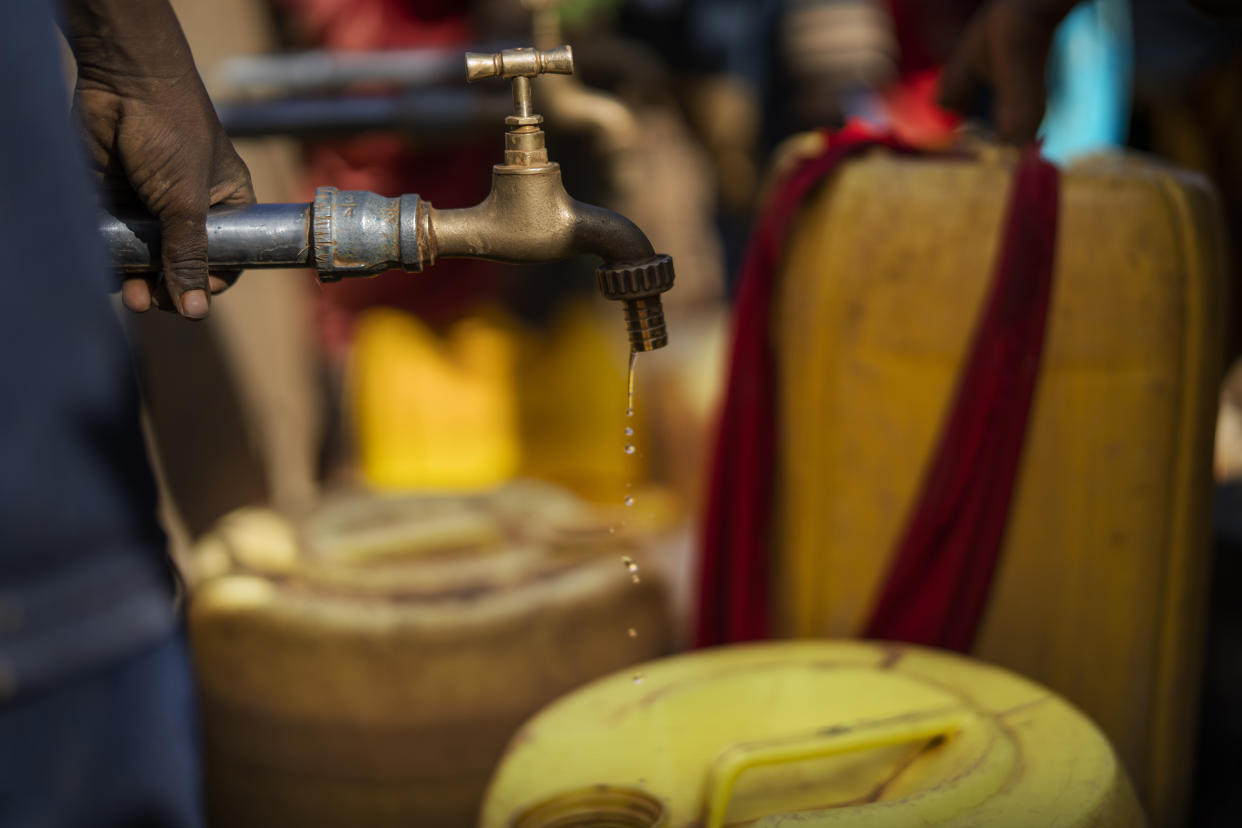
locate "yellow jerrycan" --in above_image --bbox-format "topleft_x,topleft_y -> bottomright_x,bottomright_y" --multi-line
481,640 -> 1145,827
770,149 -> 1225,826
351,300 -> 651,503
351,308 -> 521,490
188,481 -> 673,827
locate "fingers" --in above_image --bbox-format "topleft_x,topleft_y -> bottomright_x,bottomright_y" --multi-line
122,277 -> 153,313
208,270 -> 242,294
158,205 -> 211,319
937,13 -> 988,119
145,153 -> 253,313
937,0 -> 1070,145
987,4 -> 1053,143
212,145 -> 257,208
204,150 -> 256,297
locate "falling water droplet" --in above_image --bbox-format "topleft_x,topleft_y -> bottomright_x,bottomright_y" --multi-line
631,573 -> 641,584
627,627 -> 638,638
632,672 -> 645,685
624,444 -> 635,455
624,426 -> 634,437
624,495 -> 634,507
626,351 -> 638,420
622,556 -> 640,584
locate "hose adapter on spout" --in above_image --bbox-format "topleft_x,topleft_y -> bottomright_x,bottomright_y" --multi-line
597,255 -> 673,351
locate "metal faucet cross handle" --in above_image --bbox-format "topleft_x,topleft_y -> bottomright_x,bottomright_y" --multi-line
464,46 -> 573,122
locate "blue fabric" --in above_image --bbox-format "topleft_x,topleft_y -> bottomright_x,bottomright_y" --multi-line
0,0 -> 177,700
1039,0 -> 1133,163
0,633 -> 204,828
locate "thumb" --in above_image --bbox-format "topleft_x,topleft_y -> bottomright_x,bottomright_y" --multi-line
158,205 -> 211,319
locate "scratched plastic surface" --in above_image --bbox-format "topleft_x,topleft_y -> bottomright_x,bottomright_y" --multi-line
481,640 -> 1145,828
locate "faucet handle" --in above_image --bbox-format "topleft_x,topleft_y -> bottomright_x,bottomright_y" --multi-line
464,46 -> 574,83
465,45 -> 574,126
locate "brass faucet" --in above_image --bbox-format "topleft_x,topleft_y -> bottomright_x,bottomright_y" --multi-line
439,46 -> 672,351
100,45 -> 674,352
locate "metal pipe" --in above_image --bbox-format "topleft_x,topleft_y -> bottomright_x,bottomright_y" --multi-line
217,89 -> 511,141
97,182 -> 671,351
102,202 -> 312,273
101,189 -> 430,280
218,48 -> 465,95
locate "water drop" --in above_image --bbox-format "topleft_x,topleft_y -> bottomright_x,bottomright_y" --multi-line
624,426 -> 634,437
621,555 -> 641,584
626,407 -> 634,418
632,672 -> 645,685
631,574 -> 641,584
624,495 -> 634,507
624,444 -> 635,455
626,351 -> 638,415
627,627 -> 638,638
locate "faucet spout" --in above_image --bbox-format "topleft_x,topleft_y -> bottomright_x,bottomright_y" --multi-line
571,201 -> 655,266
428,170 -> 653,266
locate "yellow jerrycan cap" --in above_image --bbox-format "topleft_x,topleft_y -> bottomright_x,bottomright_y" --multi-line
481,640 -> 1145,828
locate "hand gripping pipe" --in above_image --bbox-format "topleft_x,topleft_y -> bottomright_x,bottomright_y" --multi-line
99,46 -> 672,352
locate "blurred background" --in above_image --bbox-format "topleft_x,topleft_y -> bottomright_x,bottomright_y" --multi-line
122,1 -> 1242,825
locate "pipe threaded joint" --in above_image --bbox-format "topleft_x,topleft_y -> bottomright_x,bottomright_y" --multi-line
597,254 -> 674,352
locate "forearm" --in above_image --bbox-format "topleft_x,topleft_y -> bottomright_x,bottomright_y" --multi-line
59,0 -> 196,84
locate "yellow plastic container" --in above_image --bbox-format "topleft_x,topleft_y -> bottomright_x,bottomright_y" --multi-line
771,149 -> 1225,826
352,309 -> 521,490
481,640 -> 1145,827
188,482 -> 673,827
351,300 -> 647,502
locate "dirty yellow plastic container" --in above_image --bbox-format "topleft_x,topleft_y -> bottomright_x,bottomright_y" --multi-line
188,482 -> 673,827
481,640 -> 1145,827
771,149 -> 1224,827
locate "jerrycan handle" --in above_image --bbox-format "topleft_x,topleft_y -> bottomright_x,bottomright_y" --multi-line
701,706 -> 970,828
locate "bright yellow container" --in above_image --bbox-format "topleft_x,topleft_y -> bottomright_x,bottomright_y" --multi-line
189,482 -> 672,827
352,309 -> 522,490
771,149 -> 1225,827
351,300 -> 645,502
481,640 -> 1145,827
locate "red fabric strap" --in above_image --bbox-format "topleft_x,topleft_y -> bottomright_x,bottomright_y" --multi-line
696,124 -> 914,646
696,132 -> 1059,652
864,146 -> 1059,650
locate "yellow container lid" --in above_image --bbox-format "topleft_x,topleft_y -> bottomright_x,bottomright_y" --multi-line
481,640 -> 1145,828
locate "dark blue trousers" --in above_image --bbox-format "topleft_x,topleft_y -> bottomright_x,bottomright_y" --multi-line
0,634 -> 203,828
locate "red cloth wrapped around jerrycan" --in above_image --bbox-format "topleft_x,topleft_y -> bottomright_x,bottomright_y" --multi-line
697,125 -> 1059,650
695,124 -> 1226,828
